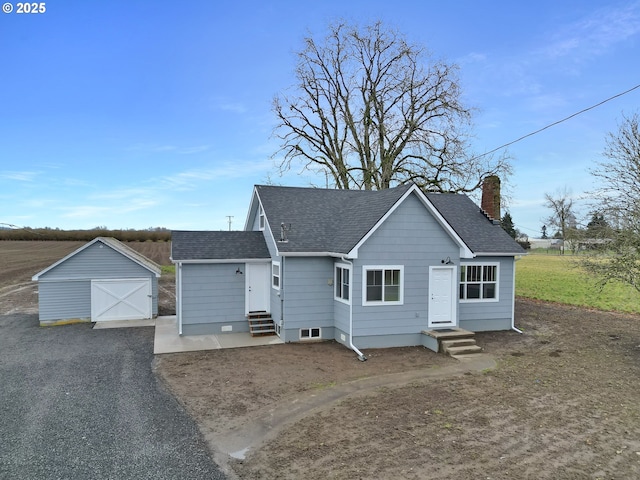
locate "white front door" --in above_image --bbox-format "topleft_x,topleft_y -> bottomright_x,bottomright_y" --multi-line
246,263 -> 270,314
428,266 -> 457,328
91,278 -> 152,321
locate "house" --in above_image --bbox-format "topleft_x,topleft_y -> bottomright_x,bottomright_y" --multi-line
32,237 -> 161,325
171,183 -> 525,357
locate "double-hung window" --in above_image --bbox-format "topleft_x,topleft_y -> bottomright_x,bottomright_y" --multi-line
459,263 -> 499,301
363,265 -> 404,305
272,261 -> 280,289
335,264 -> 350,303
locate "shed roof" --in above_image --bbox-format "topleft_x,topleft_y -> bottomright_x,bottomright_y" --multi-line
32,237 -> 161,281
171,231 -> 270,261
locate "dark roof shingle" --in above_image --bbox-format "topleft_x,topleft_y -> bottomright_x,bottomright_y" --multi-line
172,185 -> 525,261
171,231 -> 270,260
256,184 -> 412,254
425,193 -> 525,254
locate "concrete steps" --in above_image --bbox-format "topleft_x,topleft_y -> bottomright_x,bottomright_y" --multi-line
425,328 -> 483,358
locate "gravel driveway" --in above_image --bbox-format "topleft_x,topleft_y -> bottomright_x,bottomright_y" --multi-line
0,314 -> 226,480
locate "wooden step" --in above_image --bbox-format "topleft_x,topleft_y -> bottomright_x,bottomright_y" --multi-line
440,338 -> 477,351
247,314 -> 276,337
424,328 -> 475,340
425,328 -> 484,358
247,311 -> 271,319
445,344 -> 483,357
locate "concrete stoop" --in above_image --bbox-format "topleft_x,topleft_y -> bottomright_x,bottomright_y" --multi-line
425,328 -> 483,359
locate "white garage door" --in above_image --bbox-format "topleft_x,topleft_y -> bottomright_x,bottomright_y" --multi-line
91,278 -> 152,322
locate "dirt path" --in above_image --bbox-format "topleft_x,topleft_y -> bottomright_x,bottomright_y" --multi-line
213,354 -> 496,465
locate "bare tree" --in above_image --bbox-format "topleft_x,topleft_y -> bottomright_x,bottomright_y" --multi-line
272,21 -> 511,191
544,187 -> 578,254
583,112 -> 640,293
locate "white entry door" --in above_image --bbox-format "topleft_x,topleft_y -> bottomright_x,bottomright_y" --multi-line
428,266 -> 457,328
91,278 -> 152,322
246,263 -> 270,314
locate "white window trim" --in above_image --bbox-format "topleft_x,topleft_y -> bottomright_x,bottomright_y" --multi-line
300,327 -> 321,340
334,262 -> 351,305
459,262 -> 500,303
362,265 -> 404,306
258,204 -> 265,231
272,261 -> 280,290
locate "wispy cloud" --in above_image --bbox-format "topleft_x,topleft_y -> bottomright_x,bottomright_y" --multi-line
0,171 -> 42,182
539,2 -> 640,61
458,52 -> 487,65
216,102 -> 249,114
62,199 -> 159,219
159,159 -> 273,191
209,95 -> 249,114
126,144 -> 211,155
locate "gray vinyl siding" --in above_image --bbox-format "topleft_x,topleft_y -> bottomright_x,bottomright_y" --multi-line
38,242 -> 155,280
37,280 -> 91,322
281,256 -> 334,341
458,256 -> 515,331
180,263 -> 246,331
351,193 -> 460,341
36,242 -> 158,321
333,297 -> 350,338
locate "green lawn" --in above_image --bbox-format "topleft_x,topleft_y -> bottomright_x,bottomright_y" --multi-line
516,253 -> 640,314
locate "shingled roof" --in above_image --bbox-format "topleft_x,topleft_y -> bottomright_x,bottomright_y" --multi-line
255,184 -> 413,254
171,231 -> 270,261
425,193 -> 525,255
255,184 -> 523,256
172,184 -> 524,261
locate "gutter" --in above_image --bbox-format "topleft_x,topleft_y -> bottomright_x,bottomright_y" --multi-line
342,257 -> 367,361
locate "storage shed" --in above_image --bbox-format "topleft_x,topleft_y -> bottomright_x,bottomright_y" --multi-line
32,237 -> 161,325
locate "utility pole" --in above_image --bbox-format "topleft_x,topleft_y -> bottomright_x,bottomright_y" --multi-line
226,216 -> 233,231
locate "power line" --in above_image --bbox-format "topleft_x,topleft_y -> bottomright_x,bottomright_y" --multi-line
474,83 -> 640,160
0,223 -> 45,235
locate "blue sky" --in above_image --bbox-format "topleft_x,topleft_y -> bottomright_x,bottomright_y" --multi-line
1,1 -> 639,235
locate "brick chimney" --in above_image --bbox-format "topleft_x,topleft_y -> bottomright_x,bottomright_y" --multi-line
481,175 -> 501,221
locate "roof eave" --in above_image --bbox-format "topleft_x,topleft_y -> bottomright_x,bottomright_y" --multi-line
172,258 -> 271,264
472,251 -> 528,257
279,251 -> 348,258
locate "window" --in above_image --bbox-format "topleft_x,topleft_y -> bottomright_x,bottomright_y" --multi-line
459,263 -> 498,301
362,265 -> 404,305
272,261 -> 280,289
300,327 -> 321,340
258,205 -> 265,230
335,264 -> 350,303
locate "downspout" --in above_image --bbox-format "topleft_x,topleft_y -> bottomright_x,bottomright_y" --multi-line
342,257 -> 367,361
280,256 -> 284,333
177,262 -> 183,335
511,257 -> 523,334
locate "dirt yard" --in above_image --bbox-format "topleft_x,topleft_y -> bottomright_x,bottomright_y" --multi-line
2,241 -> 640,479
156,301 -> 640,480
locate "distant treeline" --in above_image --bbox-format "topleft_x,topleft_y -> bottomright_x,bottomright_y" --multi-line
0,227 -> 171,242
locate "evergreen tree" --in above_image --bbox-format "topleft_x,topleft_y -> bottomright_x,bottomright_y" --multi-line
501,212 -> 517,239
